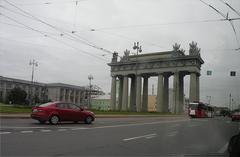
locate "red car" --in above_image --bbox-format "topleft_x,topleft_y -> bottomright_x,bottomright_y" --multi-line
31,102 -> 95,124
231,112 -> 240,121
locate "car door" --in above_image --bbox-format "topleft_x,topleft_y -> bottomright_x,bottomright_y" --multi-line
56,103 -> 72,121
67,103 -> 84,121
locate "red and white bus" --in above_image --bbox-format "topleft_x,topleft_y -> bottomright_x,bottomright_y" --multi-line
188,102 -> 214,118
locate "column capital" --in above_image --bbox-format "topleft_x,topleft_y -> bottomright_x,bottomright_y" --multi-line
163,72 -> 172,78
142,75 -> 150,79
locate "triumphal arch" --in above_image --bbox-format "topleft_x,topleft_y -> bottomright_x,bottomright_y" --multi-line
108,42 -> 204,113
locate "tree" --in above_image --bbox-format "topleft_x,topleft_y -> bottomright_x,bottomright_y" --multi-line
7,87 -> 27,105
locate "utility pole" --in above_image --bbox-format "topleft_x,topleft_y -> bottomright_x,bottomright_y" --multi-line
29,59 -> 38,105
88,74 -> 93,109
229,93 -> 232,111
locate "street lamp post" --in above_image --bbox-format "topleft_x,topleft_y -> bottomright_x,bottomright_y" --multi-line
132,42 -> 142,74
133,42 -> 142,56
29,59 -> 38,105
88,74 -> 93,109
206,96 -> 211,105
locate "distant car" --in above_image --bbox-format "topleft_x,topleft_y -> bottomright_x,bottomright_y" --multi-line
31,102 -> 95,124
231,112 -> 240,121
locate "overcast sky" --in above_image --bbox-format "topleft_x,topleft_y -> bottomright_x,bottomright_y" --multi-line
0,0 -> 239,108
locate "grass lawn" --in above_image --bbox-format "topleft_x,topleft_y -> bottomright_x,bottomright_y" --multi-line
0,103 -> 32,113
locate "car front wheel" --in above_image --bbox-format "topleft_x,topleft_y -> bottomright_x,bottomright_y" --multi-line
84,116 -> 92,124
49,115 -> 59,125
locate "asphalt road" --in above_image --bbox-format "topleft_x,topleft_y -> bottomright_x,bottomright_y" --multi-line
0,116 -> 239,157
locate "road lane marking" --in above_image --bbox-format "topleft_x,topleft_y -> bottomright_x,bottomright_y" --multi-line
218,142 -> 228,154
21,130 -> 33,133
167,131 -> 178,137
1,126 -> 48,129
170,124 -> 181,128
71,128 -> 89,130
123,133 -> 157,141
90,119 -> 189,130
191,119 -> 209,122
0,132 -> 11,135
188,124 -> 200,127
58,129 -> 67,131
40,129 -> 51,132
145,135 -> 156,139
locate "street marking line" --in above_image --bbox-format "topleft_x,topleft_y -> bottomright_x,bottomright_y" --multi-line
58,129 -> 67,131
167,131 -> 178,137
188,124 -> 200,127
90,119 -> 189,130
71,128 -> 89,130
40,129 -> 51,132
170,124 -> 181,128
145,135 -> 156,139
0,132 -> 11,135
21,130 -> 33,133
218,142 -> 228,154
123,133 -> 157,141
1,126 -> 48,129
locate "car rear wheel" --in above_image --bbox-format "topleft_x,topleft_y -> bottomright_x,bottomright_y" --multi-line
84,116 -> 92,124
49,115 -> 59,125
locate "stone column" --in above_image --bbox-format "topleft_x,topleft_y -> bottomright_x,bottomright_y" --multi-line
68,89 -> 71,102
156,74 -> 164,112
122,75 -> 129,111
163,74 -> 169,112
136,75 -> 142,112
173,72 -> 179,114
110,75 -> 117,110
178,74 -> 184,113
118,77 -> 123,110
73,90 -> 76,103
189,72 -> 197,102
196,75 -> 200,101
142,76 -> 149,112
78,91 -> 81,105
38,87 -> 42,100
2,82 -> 7,102
63,88 -> 66,102
130,76 -> 136,111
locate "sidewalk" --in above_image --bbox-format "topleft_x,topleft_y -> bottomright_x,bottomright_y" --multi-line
0,113 -> 186,119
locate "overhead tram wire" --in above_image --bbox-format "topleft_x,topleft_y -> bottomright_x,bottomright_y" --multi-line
2,0 -> 114,56
200,0 -> 240,50
0,5 -> 33,19
94,30 -> 168,50
218,0 -> 240,17
91,18 -> 240,31
0,13 -> 108,62
14,0 -> 86,6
